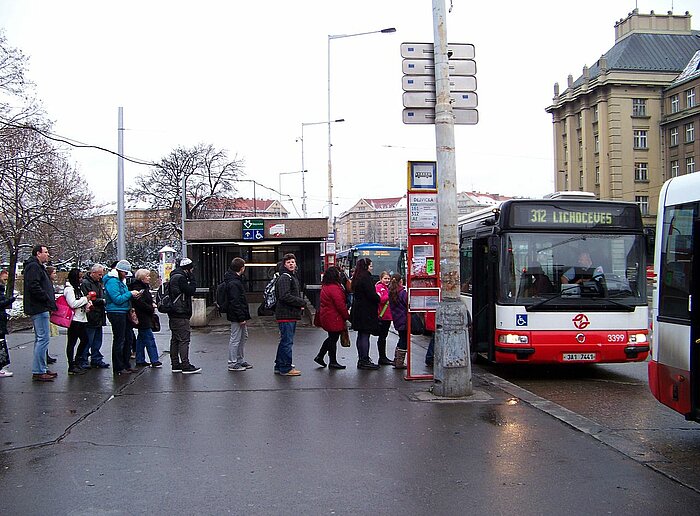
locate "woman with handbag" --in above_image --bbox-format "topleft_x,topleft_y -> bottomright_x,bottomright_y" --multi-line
64,268 -> 90,375
388,273 -> 408,369
131,269 -> 161,368
349,258 -> 380,370
374,271 -> 394,366
315,266 -> 349,370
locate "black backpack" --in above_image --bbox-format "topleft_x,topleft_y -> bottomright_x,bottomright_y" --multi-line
215,279 -> 229,315
156,282 -> 174,314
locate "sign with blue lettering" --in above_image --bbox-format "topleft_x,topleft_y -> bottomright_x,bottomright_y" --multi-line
516,314 -> 528,327
243,229 -> 264,241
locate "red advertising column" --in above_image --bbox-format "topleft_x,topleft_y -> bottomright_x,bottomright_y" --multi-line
405,161 -> 440,380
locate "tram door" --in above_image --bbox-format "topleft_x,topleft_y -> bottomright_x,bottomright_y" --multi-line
471,237 -> 496,361
691,218 -> 700,421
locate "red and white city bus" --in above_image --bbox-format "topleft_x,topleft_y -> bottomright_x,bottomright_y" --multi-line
459,194 -> 649,364
649,174 -> 700,422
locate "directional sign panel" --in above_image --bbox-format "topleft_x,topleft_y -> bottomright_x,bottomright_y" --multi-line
402,75 -> 477,92
403,91 -> 478,109
402,59 -> 477,76
402,108 -> 479,125
401,42 -> 475,60
242,218 -> 264,241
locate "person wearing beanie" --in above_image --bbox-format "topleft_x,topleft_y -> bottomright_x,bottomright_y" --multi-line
168,257 -> 200,374
103,259 -> 143,375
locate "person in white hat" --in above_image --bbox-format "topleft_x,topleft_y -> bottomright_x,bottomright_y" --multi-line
103,259 -> 142,376
168,257 -> 200,374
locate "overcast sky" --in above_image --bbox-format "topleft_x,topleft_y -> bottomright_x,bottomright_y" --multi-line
1,0 -> 696,217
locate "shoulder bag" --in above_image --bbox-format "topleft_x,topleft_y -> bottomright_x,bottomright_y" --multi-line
50,295 -> 75,328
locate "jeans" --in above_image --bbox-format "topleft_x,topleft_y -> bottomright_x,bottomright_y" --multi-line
397,329 -> 408,351
275,321 -> 296,373
229,322 -> 248,365
136,328 -> 160,364
66,320 -> 89,367
356,331 -> 371,361
31,311 -> 50,374
79,326 -> 105,365
425,336 -> 434,364
169,317 -> 191,367
107,312 -> 131,372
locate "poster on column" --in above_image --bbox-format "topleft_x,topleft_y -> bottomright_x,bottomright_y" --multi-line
409,193 -> 438,230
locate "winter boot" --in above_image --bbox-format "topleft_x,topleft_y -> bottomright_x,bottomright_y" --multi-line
393,348 -> 407,369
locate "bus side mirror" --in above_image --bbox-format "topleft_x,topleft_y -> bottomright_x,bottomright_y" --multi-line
487,236 -> 499,263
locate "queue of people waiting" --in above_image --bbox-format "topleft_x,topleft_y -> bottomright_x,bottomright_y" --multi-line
0,245 -> 416,381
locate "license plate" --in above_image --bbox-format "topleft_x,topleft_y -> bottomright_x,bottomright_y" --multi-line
562,353 -> 597,362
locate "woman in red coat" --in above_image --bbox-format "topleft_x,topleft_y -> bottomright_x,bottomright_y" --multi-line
315,266 -> 350,369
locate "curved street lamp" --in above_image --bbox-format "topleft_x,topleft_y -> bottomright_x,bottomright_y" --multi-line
327,27 -> 396,228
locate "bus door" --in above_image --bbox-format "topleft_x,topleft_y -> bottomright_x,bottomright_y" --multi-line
472,236 -> 497,361
691,218 -> 700,421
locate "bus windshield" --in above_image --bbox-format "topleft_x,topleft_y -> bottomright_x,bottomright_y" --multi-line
500,232 -> 646,307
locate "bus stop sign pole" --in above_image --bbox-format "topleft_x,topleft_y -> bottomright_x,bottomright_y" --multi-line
432,0 -> 472,397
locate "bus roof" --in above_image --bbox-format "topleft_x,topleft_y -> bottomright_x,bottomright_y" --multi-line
659,173 -> 700,207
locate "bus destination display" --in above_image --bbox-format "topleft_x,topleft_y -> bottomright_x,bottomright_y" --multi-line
509,203 -> 639,230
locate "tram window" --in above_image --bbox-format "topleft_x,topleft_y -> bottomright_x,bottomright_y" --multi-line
659,203 -> 695,320
460,237 -> 473,294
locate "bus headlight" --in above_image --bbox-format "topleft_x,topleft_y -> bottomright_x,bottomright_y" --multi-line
629,333 -> 648,344
498,334 -> 529,344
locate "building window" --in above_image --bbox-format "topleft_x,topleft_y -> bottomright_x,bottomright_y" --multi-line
592,105 -> 599,122
595,166 -> 600,185
577,113 -> 582,128
670,127 -> 679,146
687,88 -> 696,109
671,94 -> 680,113
686,122 -> 695,143
671,160 -> 679,178
578,139 -> 583,158
579,170 -> 584,190
633,130 -> 647,149
632,98 -> 646,116
634,162 -> 648,182
594,134 -> 599,154
635,196 -> 649,216
688,156 -> 696,174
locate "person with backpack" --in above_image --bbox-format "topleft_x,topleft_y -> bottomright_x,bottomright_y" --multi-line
274,253 -> 305,376
168,257 -> 200,374
222,257 -> 252,372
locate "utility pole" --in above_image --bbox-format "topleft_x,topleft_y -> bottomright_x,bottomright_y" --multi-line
432,0 -> 472,396
117,107 -> 126,260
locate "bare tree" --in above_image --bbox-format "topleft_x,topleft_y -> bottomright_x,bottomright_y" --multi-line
0,124 -> 93,292
127,144 -> 244,246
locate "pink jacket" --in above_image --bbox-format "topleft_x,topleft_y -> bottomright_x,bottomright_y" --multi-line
375,281 -> 392,321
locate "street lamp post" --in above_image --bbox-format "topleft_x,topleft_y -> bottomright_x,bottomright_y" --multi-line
299,119 -> 344,218
327,26 -> 395,226
278,170 -> 306,217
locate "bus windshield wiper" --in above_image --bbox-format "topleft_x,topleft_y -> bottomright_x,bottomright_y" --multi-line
526,287 -> 636,312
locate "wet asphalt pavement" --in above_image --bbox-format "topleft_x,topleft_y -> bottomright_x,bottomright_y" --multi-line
2,323 -> 700,515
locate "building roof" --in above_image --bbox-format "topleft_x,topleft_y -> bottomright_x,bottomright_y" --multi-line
203,197 -> 281,212
459,191 -> 513,205
572,31 -> 700,88
364,197 -> 405,210
671,49 -> 700,86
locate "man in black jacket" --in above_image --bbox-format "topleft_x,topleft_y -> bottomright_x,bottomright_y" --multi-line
78,264 -> 109,368
224,257 -> 252,372
23,244 -> 58,382
274,253 -> 305,376
168,258 -> 200,374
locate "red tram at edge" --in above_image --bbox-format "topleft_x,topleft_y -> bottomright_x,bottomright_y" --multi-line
459,194 -> 649,365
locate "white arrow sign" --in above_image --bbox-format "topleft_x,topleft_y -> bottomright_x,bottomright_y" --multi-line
402,108 -> 479,125
403,91 -> 478,109
401,42 -> 475,60
402,59 -> 476,76
402,75 -> 477,92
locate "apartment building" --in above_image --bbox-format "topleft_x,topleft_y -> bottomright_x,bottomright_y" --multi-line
661,50 -> 700,182
336,191 -> 512,249
545,9 -> 700,228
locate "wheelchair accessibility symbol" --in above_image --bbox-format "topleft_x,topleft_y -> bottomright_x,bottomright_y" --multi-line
516,314 -> 528,327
